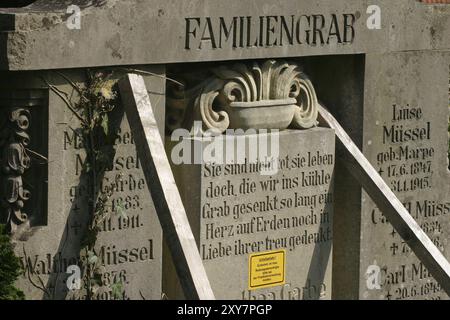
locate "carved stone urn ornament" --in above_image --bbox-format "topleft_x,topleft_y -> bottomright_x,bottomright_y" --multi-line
0,108 -> 31,233
167,60 -> 319,134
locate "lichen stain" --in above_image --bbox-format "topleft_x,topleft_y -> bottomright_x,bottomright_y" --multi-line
8,32 -> 27,69
105,33 -> 122,60
40,15 -> 62,30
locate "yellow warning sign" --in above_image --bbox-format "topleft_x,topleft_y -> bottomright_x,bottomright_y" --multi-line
249,250 -> 285,290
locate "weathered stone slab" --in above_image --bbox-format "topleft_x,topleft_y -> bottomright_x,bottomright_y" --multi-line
0,0 -> 448,70
166,128 -> 335,299
0,66 -> 165,300
359,51 -> 450,300
331,51 -> 450,299
0,0 -> 448,303
119,73 -> 215,300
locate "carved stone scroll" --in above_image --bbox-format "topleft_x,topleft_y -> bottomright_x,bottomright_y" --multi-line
167,60 -> 319,134
0,108 -> 31,233
0,89 -> 49,237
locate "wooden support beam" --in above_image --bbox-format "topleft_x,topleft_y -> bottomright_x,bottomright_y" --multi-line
318,104 -> 450,295
119,74 -> 215,300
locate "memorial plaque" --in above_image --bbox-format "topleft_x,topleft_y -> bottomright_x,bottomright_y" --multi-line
0,68 -> 165,300
359,52 -> 450,300
167,129 -> 335,299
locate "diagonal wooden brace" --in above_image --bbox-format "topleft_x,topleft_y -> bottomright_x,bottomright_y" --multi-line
119,73 -> 215,300
318,104 -> 450,296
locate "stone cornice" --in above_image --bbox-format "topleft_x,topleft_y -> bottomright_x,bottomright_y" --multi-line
0,0 -> 448,70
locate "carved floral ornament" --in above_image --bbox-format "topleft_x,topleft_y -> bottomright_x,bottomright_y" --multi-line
0,108 -> 31,233
167,60 -> 319,134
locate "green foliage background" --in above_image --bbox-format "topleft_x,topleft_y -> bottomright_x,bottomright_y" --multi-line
0,224 -> 25,300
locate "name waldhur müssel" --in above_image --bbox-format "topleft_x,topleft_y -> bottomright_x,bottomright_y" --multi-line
185,14 -> 357,50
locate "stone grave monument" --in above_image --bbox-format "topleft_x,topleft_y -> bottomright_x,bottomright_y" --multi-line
165,60 -> 335,299
0,0 -> 448,300
0,68 -> 165,300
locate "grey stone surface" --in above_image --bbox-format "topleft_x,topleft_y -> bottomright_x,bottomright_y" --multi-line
358,51 -> 450,300
166,129 -> 335,299
119,73 -> 215,300
328,50 -> 450,300
298,55 -> 365,299
0,0 -> 448,70
299,50 -> 450,300
0,0 -> 448,302
0,66 -> 165,300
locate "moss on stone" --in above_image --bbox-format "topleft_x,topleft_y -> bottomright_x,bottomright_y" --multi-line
0,224 -> 25,300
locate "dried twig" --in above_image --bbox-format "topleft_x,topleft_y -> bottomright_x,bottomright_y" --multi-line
118,68 -> 184,87
41,77 -> 87,125
54,71 -> 84,96
26,148 -> 48,162
21,245 -> 52,299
